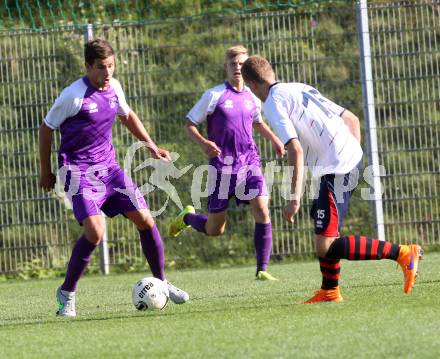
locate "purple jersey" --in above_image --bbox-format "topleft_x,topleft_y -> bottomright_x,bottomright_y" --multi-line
44,76 -> 131,170
187,82 -> 263,173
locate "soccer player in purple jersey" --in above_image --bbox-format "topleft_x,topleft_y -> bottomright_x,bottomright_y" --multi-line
241,55 -> 423,302
168,46 -> 285,280
38,39 -> 188,317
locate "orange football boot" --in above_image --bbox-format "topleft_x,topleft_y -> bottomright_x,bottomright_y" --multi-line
397,244 -> 423,294
304,286 -> 343,304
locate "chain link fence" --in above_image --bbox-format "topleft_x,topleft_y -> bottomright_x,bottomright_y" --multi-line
367,2 -> 440,245
0,1 -> 439,274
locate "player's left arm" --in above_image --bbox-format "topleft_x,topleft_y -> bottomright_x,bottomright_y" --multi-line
340,109 -> 361,143
283,138 -> 304,224
263,94 -> 303,223
253,121 -> 285,157
119,111 -> 171,161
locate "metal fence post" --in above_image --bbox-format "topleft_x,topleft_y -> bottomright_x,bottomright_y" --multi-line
356,0 -> 385,241
83,24 -> 110,274
84,23 -> 93,43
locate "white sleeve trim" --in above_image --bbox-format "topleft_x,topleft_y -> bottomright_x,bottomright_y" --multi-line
246,87 -> 263,123
43,79 -> 85,129
43,118 -> 57,130
186,84 -> 226,125
110,78 -> 131,116
186,113 -> 201,125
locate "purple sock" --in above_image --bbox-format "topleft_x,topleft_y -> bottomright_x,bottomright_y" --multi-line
254,222 -> 273,272
61,235 -> 96,292
139,225 -> 165,280
183,213 -> 207,234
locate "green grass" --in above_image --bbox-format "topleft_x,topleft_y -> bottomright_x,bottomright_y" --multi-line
1,253 -> 440,359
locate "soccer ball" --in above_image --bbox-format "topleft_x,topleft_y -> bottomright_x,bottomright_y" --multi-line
132,277 -> 169,311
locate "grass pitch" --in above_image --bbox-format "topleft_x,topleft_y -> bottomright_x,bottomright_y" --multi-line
1,253 -> 439,359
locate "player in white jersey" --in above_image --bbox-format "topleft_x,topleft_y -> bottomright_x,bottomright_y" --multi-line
241,55 -> 422,302
263,82 -> 362,178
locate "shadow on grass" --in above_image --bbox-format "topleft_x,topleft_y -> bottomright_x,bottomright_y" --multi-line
346,278 -> 440,289
0,295 -> 308,329
2,278 -> 438,329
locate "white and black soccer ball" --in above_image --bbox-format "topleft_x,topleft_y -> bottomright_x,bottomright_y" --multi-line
132,277 -> 169,311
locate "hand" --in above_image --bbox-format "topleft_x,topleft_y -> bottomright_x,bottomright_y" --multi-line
272,139 -> 286,157
202,140 -> 221,159
39,172 -> 56,192
150,147 -> 171,162
282,200 -> 300,224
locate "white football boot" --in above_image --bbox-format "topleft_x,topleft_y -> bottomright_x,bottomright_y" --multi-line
167,282 -> 189,304
56,286 -> 76,317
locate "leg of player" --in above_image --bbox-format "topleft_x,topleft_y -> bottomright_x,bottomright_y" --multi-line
204,210 -> 227,236
168,207 -> 229,238
250,196 -> 277,281
125,209 -> 165,279
168,205 -> 199,238
169,170 -> 230,238
306,168 -> 423,304
56,215 -> 105,317
323,235 -> 423,295
305,234 -> 423,304
125,208 -> 189,304
304,235 -> 343,304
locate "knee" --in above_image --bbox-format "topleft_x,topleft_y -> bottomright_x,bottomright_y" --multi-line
85,225 -> 105,245
253,205 -> 270,223
314,235 -> 334,258
136,215 -> 155,231
206,226 -> 225,236
316,246 -> 329,258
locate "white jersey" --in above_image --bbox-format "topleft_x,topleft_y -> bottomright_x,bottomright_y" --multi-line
263,82 -> 363,177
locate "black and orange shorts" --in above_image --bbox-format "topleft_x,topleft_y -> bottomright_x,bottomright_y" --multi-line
310,161 -> 362,237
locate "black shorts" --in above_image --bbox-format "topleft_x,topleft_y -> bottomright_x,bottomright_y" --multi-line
310,161 -> 362,237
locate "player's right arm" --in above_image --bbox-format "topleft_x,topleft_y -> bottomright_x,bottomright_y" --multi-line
185,87 -> 223,159
38,82 -> 84,191
184,121 -> 221,158
38,123 -> 56,191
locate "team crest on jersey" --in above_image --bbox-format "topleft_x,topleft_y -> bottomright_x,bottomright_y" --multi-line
244,100 -> 253,110
224,99 -> 234,109
109,97 -> 117,109
88,102 -> 98,113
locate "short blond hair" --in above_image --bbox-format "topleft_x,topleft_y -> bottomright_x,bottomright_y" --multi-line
241,55 -> 275,84
225,45 -> 248,61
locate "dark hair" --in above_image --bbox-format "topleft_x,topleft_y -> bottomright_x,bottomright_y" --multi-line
84,38 -> 115,65
241,55 -> 275,84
